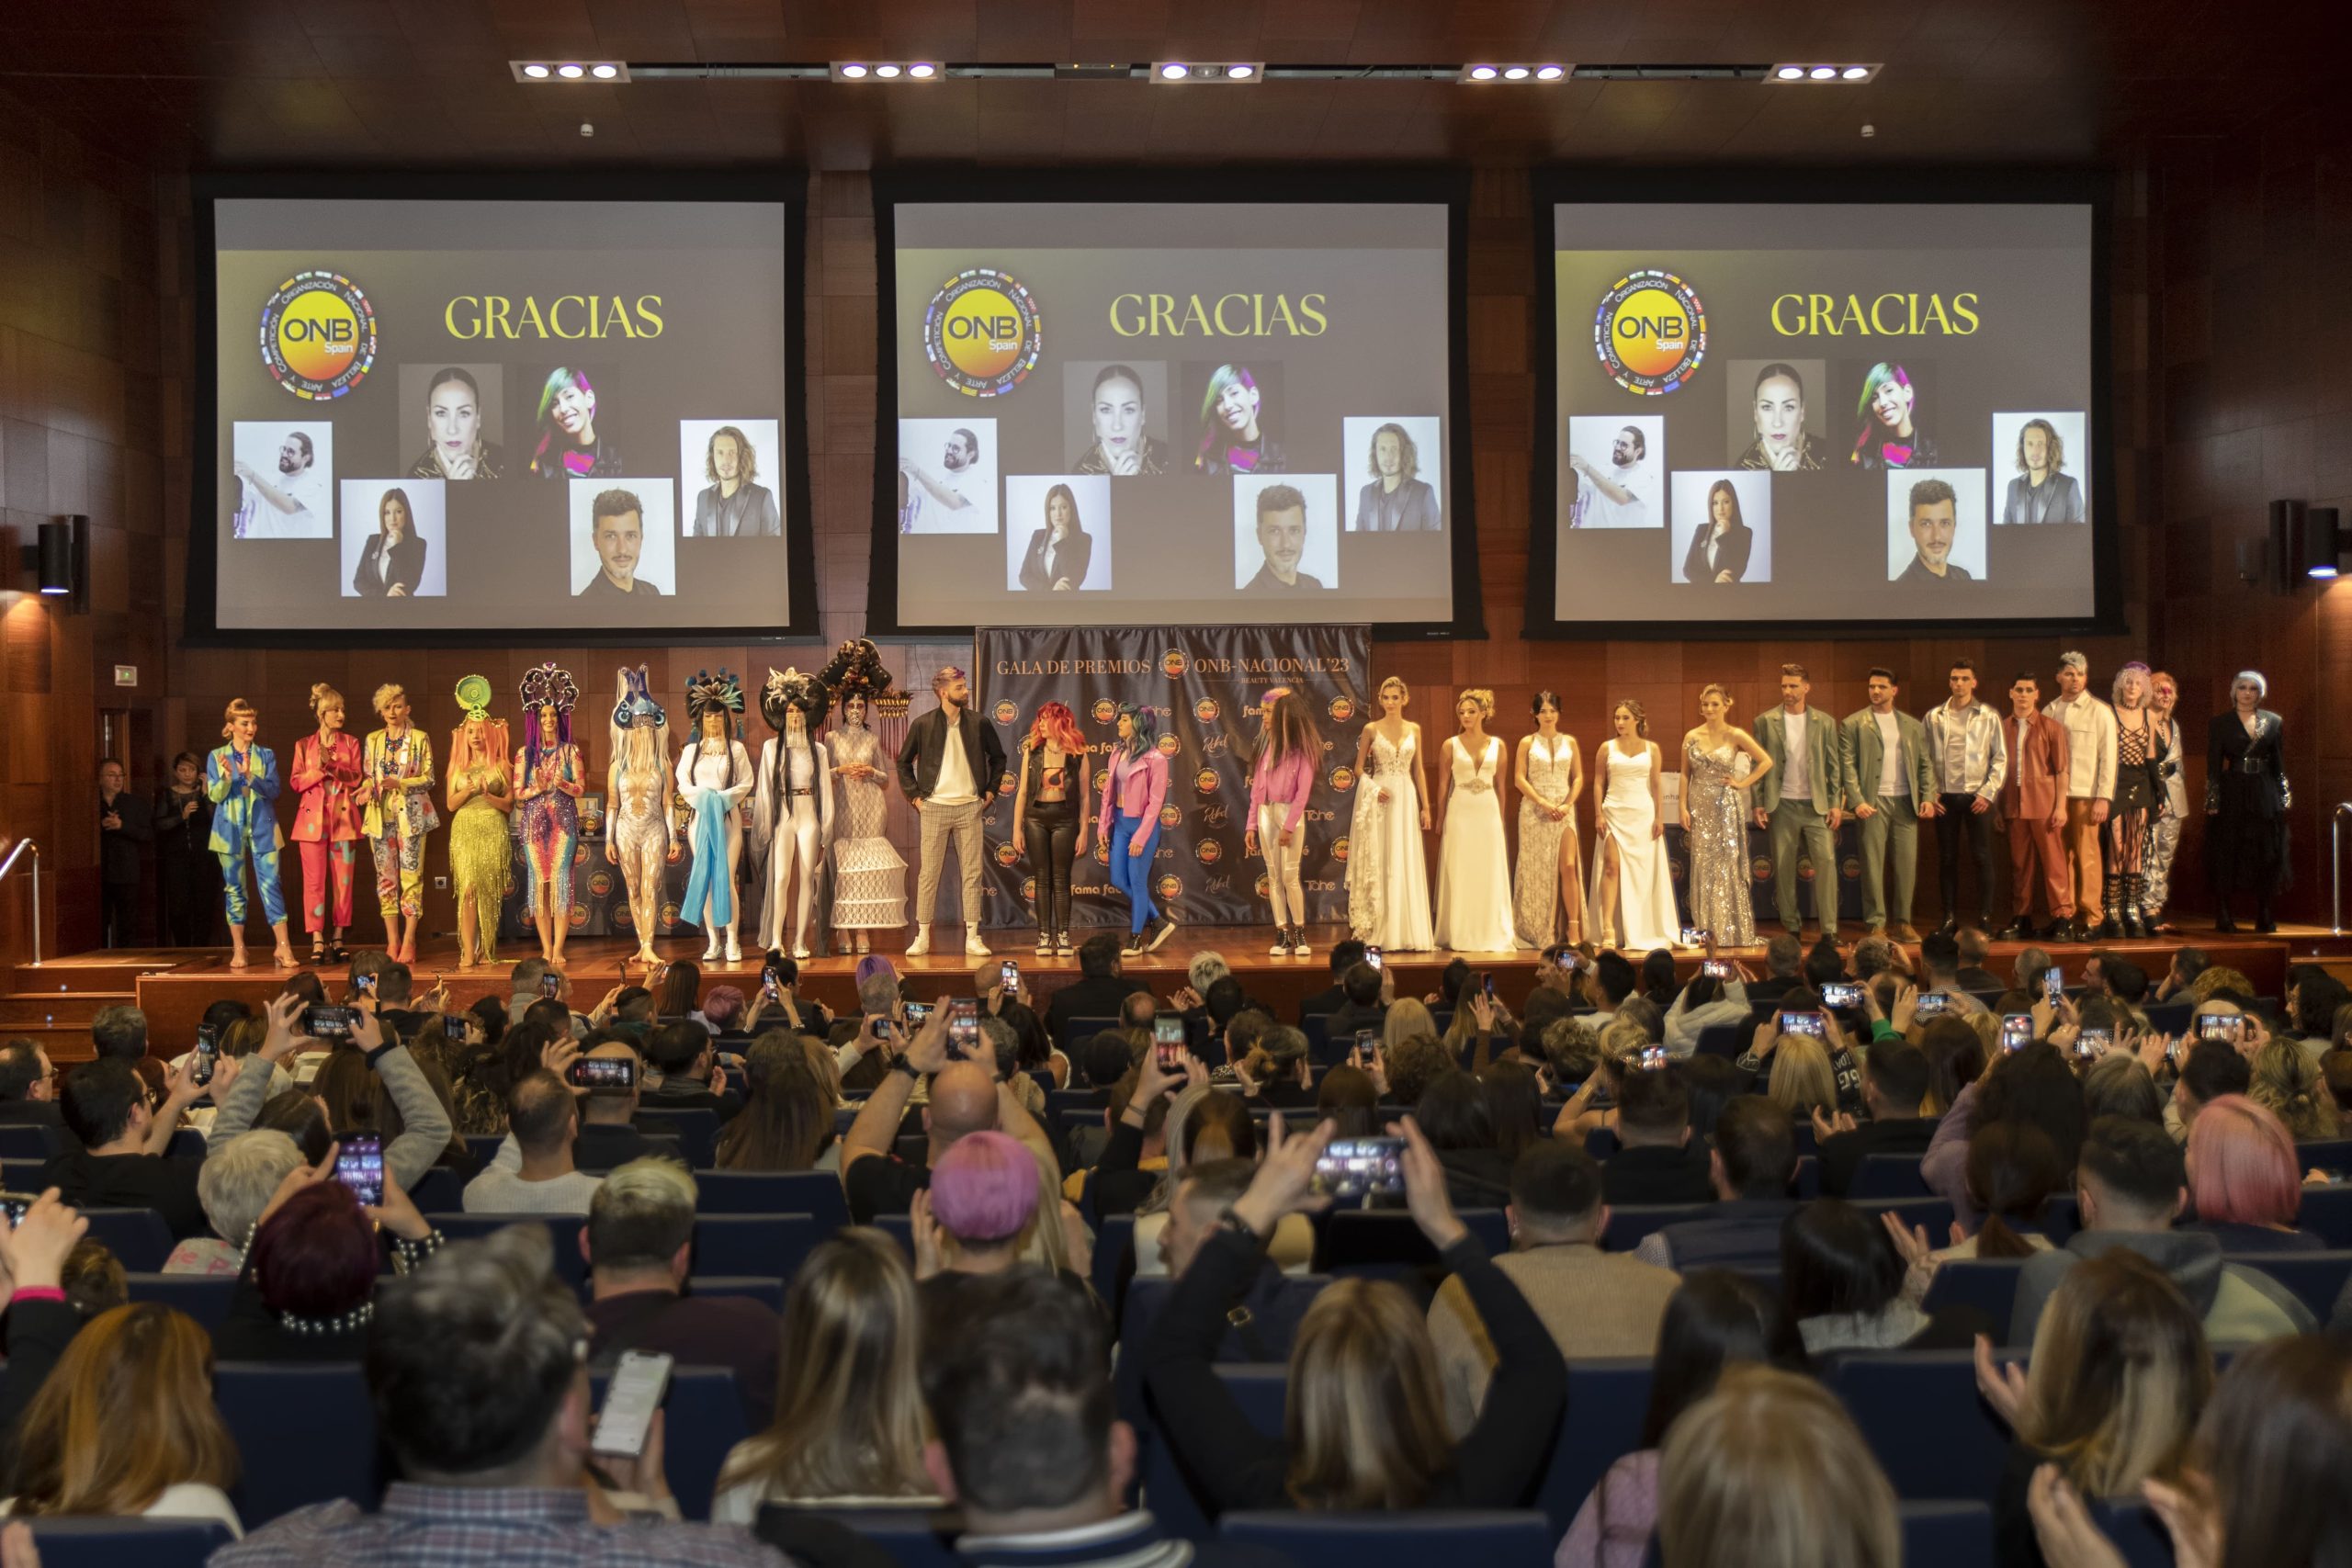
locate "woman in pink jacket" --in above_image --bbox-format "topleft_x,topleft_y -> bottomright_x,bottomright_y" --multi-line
1099,704 -> 1173,954
1247,687 -> 1323,958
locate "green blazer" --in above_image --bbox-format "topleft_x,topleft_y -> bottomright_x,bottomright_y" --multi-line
1839,707 -> 1935,813
1752,706 -> 1842,815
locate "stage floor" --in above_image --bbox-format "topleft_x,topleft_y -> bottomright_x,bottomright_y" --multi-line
13,920 -> 2333,1053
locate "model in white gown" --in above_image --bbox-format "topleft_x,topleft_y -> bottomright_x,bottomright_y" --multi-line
1587,736 -> 1679,951
1435,733 -> 1522,953
1347,726 -> 1435,952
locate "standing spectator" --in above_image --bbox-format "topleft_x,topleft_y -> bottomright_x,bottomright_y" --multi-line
154,750 -> 222,945
97,758 -> 151,948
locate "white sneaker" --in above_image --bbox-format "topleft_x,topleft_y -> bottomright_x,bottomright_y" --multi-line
701,938 -> 720,961
908,927 -> 933,956
792,945 -> 811,961
965,933 -> 992,958
724,935 -> 741,964
1294,936 -> 1313,958
854,933 -> 871,954
1270,934 -> 1292,956
1036,933 -> 1054,955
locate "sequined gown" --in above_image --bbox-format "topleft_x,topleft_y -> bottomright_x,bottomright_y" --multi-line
448,757 -> 513,953
830,724 -> 907,930
1347,727 -> 1435,951
1514,733 -> 1585,948
514,743 -> 582,902
1683,735 -> 1757,946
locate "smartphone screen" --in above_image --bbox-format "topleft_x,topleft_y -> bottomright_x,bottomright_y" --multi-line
1778,1011 -> 1827,1038
539,973 -> 561,998
192,1025 -> 219,1087
1153,1013 -> 1184,1068
1364,946 -> 1383,970
1310,1136 -> 1407,1201
1354,1028 -> 1378,1056
334,1132 -> 385,1207
762,967 -> 782,998
1821,982 -> 1862,1009
2000,1013 -> 2035,1052
592,1350 -> 674,1458
1557,951 -> 1584,972
946,996 -> 981,1059
352,973 -> 377,997
1001,960 -> 1020,996
1482,972 -> 1497,999
1915,992 -> 1950,1017
2075,1027 -> 2112,1057
1701,960 -> 1734,979
2197,1013 -> 2242,1042
567,1057 -> 637,1090
1680,927 -> 1709,947
303,1004 -> 357,1040
1638,1045 -> 1669,1070
2043,966 -> 2064,1006
902,999 -> 934,1025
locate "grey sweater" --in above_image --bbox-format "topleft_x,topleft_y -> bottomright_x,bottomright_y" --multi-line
2009,1229 -> 2315,1348
209,1042 -> 454,1193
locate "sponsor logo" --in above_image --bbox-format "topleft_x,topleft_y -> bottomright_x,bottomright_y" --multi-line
1329,765 -> 1356,793
567,903 -> 589,928
259,269 -> 378,400
1161,649 -> 1188,678
1157,734 -> 1182,757
1305,877 -> 1338,893
1254,872 -> 1271,898
1205,875 -> 1232,897
612,903 -> 635,931
994,841 -> 1021,867
1194,767 -> 1221,795
659,900 -> 681,926
1195,839 -> 1223,864
1328,694 -> 1356,722
1094,842 -> 1110,864
1159,804 -> 1182,830
587,871 -> 614,898
1091,697 -> 1117,724
993,698 -> 1019,725
922,266 -> 1043,397
1201,734 -> 1231,758
1193,697 -> 1220,723
1797,857 -> 1818,884
1841,854 -> 1862,881
571,843 -> 589,865
1332,836 -> 1351,863
1304,807 -> 1335,823
1593,267 -> 1707,396
1751,856 -> 1773,881
1199,803 -> 1229,829
1155,874 -> 1182,901
1021,876 -> 1036,900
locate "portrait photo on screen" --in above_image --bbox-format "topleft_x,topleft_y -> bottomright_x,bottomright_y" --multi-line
339,479 -> 447,599
1184,360 -> 1289,477
1992,411 -> 2089,525
570,479 -> 676,601
1233,473 -> 1339,592
1671,471 -> 1771,585
897,417 -> 999,536
1838,359 -> 1940,472
1728,358 -> 1831,471
230,421 -> 334,540
678,419 -> 783,538
1565,415 -> 1664,529
1004,474 -> 1112,592
396,363 -> 505,482
1064,361 -> 1173,477
1342,415 -> 1443,533
1886,468 -> 1988,584
524,365 -> 631,481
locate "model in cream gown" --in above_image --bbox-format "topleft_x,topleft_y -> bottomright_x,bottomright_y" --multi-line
1587,709 -> 1679,951
1346,681 -> 1435,952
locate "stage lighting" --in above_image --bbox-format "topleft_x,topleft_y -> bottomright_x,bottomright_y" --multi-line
2304,506 -> 2344,580
1468,65 -> 1499,80
513,61 -> 628,84
841,62 -> 868,77
1227,63 -> 1253,78
1768,62 -> 1882,85
522,63 -> 550,79
1149,61 -> 1262,84
591,63 -> 618,79
1842,65 -> 1870,79
557,63 -> 584,78
1535,64 -> 1565,80
1160,62 -> 1189,79
1504,65 -> 1530,79
20,515 -> 83,607
876,63 -> 901,77
910,62 -> 936,77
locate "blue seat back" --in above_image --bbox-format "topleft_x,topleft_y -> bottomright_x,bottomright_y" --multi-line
1849,1153 -> 1933,1198
463,1133 -> 504,1168
1692,1024 -> 1745,1058
2296,1138 -> 2352,1173
408,1166 -> 464,1213
757,1506 -> 963,1568
1221,1510 -> 1555,1568
213,1361 -> 384,1525
1600,1204 -> 1710,1250
2298,1185 -> 2352,1248
1898,1500 -> 1996,1568
1091,1214 -> 1136,1308
1121,1275 -> 1329,1358
695,1168 -> 850,1230
637,1105 -> 723,1168
430,1213 -> 589,1286
127,1270 -> 237,1330
692,1213 -> 826,1279
2089,1497 -> 2180,1568
1829,1350 -> 2017,1502
1529,1359 -> 1651,1537
589,1365 -> 747,1522
689,1274 -> 786,1312
1314,1208 -> 1510,1275
2227,1249 -> 2352,1323
81,1208 -> 174,1272
0,1123 -> 60,1161
1920,1257 -> 2030,1343
1059,1013 -> 1121,1052
20,1518 -> 236,1568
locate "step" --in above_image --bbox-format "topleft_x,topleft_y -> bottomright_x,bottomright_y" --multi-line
11,954 -> 196,993
0,1023 -> 96,1060
0,990 -> 135,1027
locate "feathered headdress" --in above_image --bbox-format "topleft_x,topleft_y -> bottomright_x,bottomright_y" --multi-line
685,669 -> 745,734
761,666 -> 831,733
818,638 -> 895,712
519,663 -> 578,755
613,665 -> 665,730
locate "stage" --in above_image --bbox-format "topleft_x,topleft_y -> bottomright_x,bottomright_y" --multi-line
6,922 -> 2340,1058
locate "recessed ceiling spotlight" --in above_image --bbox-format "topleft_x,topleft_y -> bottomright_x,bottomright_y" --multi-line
1535,64 -> 1565,80
1504,65 -> 1530,79
909,62 -> 936,77
1468,64 -> 1498,80
590,63 -> 618,79
876,63 -> 901,77
841,62 -> 868,78
557,62 -> 584,78
1809,65 -> 1837,79
1227,62 -> 1253,78
1841,65 -> 1870,80
1776,65 -> 1804,80
1160,62 -> 1189,79
522,62 -> 550,78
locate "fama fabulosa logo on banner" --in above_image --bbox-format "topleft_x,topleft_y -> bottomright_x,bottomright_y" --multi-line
260,270 -> 378,400
923,267 -> 1043,398
1593,268 -> 1707,396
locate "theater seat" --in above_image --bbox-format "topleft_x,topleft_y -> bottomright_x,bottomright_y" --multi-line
1058,1014 -> 1121,1053
1829,1349 -> 2018,1502
0,1124 -> 58,1162
19,1517 -> 236,1568
407,1166 -> 464,1213
2227,1249 -> 2352,1323
589,1365 -> 748,1522
1139,1365 -> 1289,1540
757,1506 -> 963,1568
695,1168 -> 850,1231
79,1208 -> 175,1272
1898,1500 -> 1995,1568
691,1213 -> 827,1279
2089,1497 -> 2178,1568
2296,1138 -> 2352,1173
1314,1208 -> 1510,1274
1529,1358 -> 1651,1537
1921,1257 -> 2030,1343
637,1105 -> 723,1168
2297,1186 -> 2352,1248
689,1274 -> 786,1312
1221,1510 -> 1554,1568
127,1270 -> 236,1330
213,1361 -> 384,1525
430,1213 -> 591,1287
1848,1152 -> 1933,1199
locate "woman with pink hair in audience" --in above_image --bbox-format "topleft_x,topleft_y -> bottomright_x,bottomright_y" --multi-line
2182,1094 -> 2324,1254
910,1129 -> 1094,1309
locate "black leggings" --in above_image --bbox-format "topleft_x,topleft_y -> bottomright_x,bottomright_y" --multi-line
1025,798 -> 1080,932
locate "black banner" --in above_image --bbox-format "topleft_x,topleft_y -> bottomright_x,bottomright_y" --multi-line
975,626 -> 1373,931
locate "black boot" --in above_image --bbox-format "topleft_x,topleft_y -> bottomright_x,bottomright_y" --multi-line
2120,876 -> 2146,939
2212,895 -> 2237,934
2095,874 -> 2120,939
2256,896 -> 2277,934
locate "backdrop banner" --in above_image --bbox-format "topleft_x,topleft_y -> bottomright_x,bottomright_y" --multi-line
970,625 -> 1373,932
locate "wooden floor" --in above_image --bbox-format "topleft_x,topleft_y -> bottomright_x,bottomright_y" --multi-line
11,920 -> 2336,1051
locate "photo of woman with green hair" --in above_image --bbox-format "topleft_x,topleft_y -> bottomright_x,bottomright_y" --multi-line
1193,363 -> 1287,476
1849,361 -> 1939,469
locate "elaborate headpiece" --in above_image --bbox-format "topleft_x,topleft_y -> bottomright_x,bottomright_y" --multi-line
761,667 -> 831,733
818,638 -> 895,713
520,663 -> 577,755
685,669 -> 745,734
613,665 -> 665,730
454,674 -> 493,723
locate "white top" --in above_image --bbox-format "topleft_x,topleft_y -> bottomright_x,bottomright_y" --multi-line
2042,691 -> 2120,800
1780,709 -> 1813,801
241,467 -> 325,539
930,716 -> 978,807
1,1483 -> 243,1538
677,739 -> 755,806
461,1166 -> 604,1214
1584,456 -> 1652,529
1873,711 -> 1902,795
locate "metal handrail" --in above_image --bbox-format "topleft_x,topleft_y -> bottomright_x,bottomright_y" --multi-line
0,838 -> 39,965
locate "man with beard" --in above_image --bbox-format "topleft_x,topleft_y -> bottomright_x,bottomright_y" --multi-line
232,430 -> 327,538
1568,423 -> 1652,529
899,426 -> 980,532
1353,421 -> 1440,532
1240,483 -> 1328,592
1895,477 -> 1975,583
576,488 -> 665,600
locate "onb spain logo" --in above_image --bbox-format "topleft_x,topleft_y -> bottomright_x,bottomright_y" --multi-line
1593,268 -> 1706,396
922,267 -> 1042,398
259,270 -> 378,400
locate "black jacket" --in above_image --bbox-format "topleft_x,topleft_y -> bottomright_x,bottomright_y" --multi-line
99,790 -> 152,883
1298,982 -> 1348,1023
1601,1141 -> 1717,1205
352,529 -> 426,596
1046,975 -> 1151,1046
153,787 -> 217,872
1682,521 -> 1754,585
1817,1116 -> 1940,1199
897,705 -> 1008,804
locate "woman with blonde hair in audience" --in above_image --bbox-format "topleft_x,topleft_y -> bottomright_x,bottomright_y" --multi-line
715,1030 -> 839,1172
1762,1033 -> 1838,1122
2248,1037 -> 2340,1142
0,1303 -> 243,1535
1979,1248 -> 2211,1568
1382,998 -> 1438,1055
1657,1364 -> 1900,1568
2183,1094 -> 2324,1253
710,1229 -> 936,1521
1142,1117 -> 1564,1512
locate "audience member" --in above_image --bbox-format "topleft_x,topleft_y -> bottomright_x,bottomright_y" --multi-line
2082,1054 -> 2165,1125
0,1040 -> 69,1145
715,1032 -> 839,1172
2248,1037 -> 2339,1141
1326,962 -> 1389,1043
165,1130 -> 306,1274
1664,973 -> 1750,1059
1815,1039 -> 1937,1197
1045,935 -> 1151,1046
1781,1198 -> 1984,1353
1917,1016 -> 1987,1118
1315,1064 -> 1378,1138
1601,1065 -> 1714,1204
90,1003 -> 165,1103
1237,1023 -> 1316,1109
462,1070 -> 603,1214
913,1129 -> 1081,1300
1479,1060 -> 1543,1160
1417,1071 -> 1514,1208
841,1009 -> 1056,1224
1756,1032 -> 1838,1122
1925,1042 -> 2086,1228
1299,941 -> 1366,1022
2167,1039 -> 2254,1144
1955,928 -> 2003,992
2183,1095 -> 2323,1253
216,1175 -> 431,1362
641,1021 -> 744,1121
1635,1099 -> 1800,1272
1745,935 -> 1805,1007
212,993 -> 454,1193
1656,1364 -> 1901,1568
43,1057 -> 213,1239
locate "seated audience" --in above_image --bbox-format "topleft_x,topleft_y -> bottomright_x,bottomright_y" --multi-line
841,1010 -> 1056,1224
914,1128 -> 1086,1305
212,993 -> 453,1194
1664,974 -> 1750,1060
0,1040 -> 69,1145
216,1173 -> 435,1362
1326,962 -> 1391,1044
712,1229 -> 935,1524
1955,927 -> 2003,992
1925,1042 -> 2086,1229
1917,1016 -> 1987,1118
640,1021 -> 744,1121
1299,940 -> 1365,1022
1657,1365 -> 1901,1568
715,1032 -> 840,1172
462,1070 -> 604,1214
1045,934 -> 1152,1045
1744,935 -> 1806,1007
1416,1070 -> 1515,1208
1429,1140 -> 1679,1433
1479,1061 -> 1543,1160
1781,1198 -> 1984,1354
2082,1054 -> 2165,1125
165,1130 -> 306,1275
2249,1037 -> 2340,1141
1815,1039 -> 1937,1197
1236,1023 -> 1316,1109
2167,1039 -> 2254,1145
1140,1119 -> 1566,1510
1558,1270 -> 1809,1568
1380,1033 -> 1454,1109
43,1057 -> 212,1239
2183,1094 -> 2324,1253
1757,1032 -> 1839,1122
1635,1099 -> 1800,1272
1316,1064 -> 1379,1138
2009,1115 -> 2313,1348
91,1002 -> 166,1103
1602,1065 -> 1714,1204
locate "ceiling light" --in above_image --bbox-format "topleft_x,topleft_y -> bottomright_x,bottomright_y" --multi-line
1842,65 -> 1869,80
557,62 -> 584,78
1535,64 -> 1565,80
1160,62 -> 1189,79
841,62 -> 868,77
909,62 -> 936,77
522,62 -> 550,79
1468,64 -> 1498,80
1227,63 -> 1253,78
590,63 -> 618,79
1769,62 -> 1880,85
876,63 -> 901,77
1504,65 -> 1530,79
1776,65 -> 1804,79
1809,65 -> 1836,79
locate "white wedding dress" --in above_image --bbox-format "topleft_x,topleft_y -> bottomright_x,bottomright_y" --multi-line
1586,740 -> 1679,951
1434,735 -> 1521,953
1346,727 -> 1435,952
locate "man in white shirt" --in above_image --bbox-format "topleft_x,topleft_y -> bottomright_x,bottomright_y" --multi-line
2042,650 -> 2118,941
1922,659 -> 2008,934
899,428 -> 978,533
1568,425 -> 1651,529
461,1069 -> 603,1215
1751,663 -> 1845,938
894,665 -> 1008,958
1839,668 -> 1934,942
232,432 -> 327,539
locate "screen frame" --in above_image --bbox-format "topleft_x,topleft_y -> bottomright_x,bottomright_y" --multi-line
866,166 -> 1485,640
186,169 -> 820,648
1525,167 -> 2120,640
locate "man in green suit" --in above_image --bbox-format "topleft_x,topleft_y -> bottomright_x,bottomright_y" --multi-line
1750,662 -> 1845,938
1840,668 -> 1935,942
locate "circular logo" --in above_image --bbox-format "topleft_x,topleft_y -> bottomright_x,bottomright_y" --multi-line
1750,856 -> 1772,882
1156,734 -> 1181,758
1329,765 -> 1356,793
994,841 -> 1021,867
1193,697 -> 1220,723
1094,841 -> 1110,864
1593,268 -> 1707,395
1798,859 -> 1818,884
1194,768 -> 1220,795
1091,698 -> 1117,725
922,267 -> 1042,397
1329,695 -> 1356,723
1159,804 -> 1182,830
659,900 -> 682,926
572,843 -> 589,865
1161,650 -> 1189,679
1254,872 -> 1272,898
992,699 -> 1018,725
258,270 -> 378,400
568,903 -> 589,929
1155,874 -> 1182,902
1332,835 -> 1351,863
1195,839 -> 1223,865
1021,876 -> 1036,901
1842,854 -> 1862,881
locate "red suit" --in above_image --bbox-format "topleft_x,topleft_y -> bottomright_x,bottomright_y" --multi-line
1999,710 -> 2073,926
290,731 -> 365,933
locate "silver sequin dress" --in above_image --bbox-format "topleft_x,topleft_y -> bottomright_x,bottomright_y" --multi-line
1683,736 -> 1757,946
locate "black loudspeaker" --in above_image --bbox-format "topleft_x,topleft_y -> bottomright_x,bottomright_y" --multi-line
2304,506 -> 2344,581
2268,499 -> 2304,592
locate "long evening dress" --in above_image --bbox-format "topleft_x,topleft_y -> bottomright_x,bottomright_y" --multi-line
1682,735 -> 1758,946
1347,727 -> 1435,952
1434,736 -> 1521,953
1514,733 -> 1585,948
1586,741 -> 1679,951
830,723 -> 907,931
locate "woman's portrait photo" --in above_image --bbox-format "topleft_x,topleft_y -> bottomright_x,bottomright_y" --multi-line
1066,361 -> 1172,476
1728,358 -> 1830,472
1189,362 -> 1286,476
1005,473 -> 1113,592
401,363 -> 504,480
527,366 -> 623,479
1846,361 -> 1939,470
1671,470 -> 1770,585
339,479 -> 447,598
